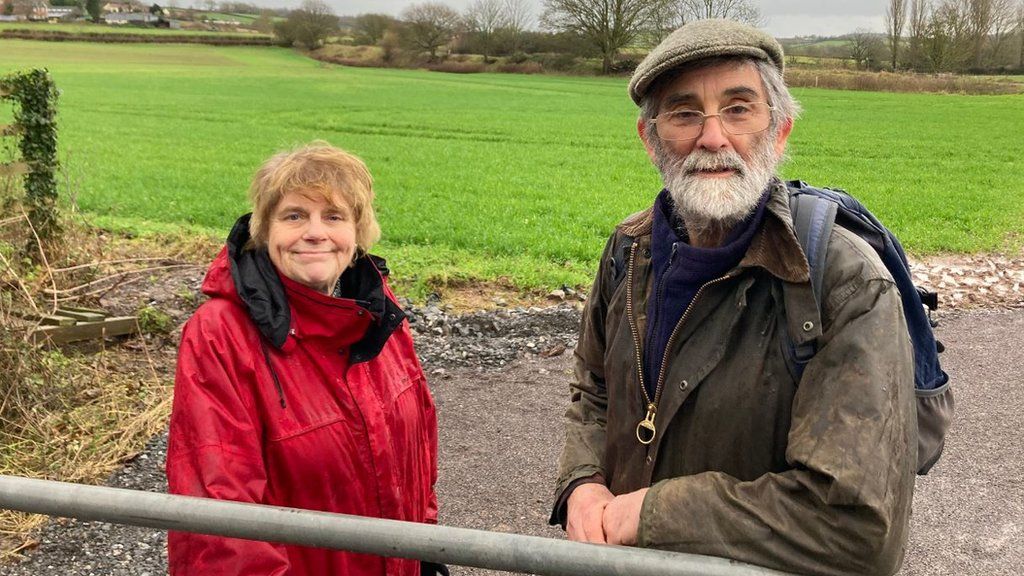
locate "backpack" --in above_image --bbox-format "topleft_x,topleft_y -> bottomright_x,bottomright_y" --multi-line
607,182 -> 954,475
786,180 -> 953,475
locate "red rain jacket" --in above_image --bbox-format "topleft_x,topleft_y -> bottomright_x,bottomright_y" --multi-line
167,217 -> 438,575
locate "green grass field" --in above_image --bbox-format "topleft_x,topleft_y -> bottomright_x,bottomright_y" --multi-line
0,22 -> 266,37
2,40 -> 1022,294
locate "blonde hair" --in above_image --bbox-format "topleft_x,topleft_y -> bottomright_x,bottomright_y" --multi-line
248,141 -> 381,252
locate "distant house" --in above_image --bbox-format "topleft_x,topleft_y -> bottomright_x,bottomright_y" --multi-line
104,11 -> 156,24
47,6 -> 79,21
102,4 -> 178,27
7,0 -> 49,20
101,1 -> 133,13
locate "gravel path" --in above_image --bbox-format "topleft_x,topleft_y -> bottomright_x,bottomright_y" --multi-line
1,305 -> 1021,575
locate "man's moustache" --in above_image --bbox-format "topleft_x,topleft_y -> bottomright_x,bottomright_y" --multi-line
682,151 -> 746,175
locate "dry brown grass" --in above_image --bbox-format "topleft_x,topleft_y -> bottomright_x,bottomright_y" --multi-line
298,45 -> 1024,92
495,62 -> 544,74
311,45 -> 545,76
0,329 -> 172,556
785,68 -> 1023,95
425,61 -> 486,74
0,194 -> 210,556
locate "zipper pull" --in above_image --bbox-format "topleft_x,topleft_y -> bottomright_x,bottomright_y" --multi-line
636,402 -> 657,445
670,242 -> 678,263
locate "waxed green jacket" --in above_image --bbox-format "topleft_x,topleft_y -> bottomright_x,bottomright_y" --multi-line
554,180 -> 917,575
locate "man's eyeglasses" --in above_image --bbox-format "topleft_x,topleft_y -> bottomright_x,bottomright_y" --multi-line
649,102 -> 775,141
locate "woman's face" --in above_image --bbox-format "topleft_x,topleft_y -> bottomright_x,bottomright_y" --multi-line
266,190 -> 357,294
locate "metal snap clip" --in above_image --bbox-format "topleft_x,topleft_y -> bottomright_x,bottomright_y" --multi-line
679,379 -> 689,391
802,321 -> 814,332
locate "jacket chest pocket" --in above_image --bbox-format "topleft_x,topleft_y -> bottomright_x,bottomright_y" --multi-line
258,348 -> 353,442
358,357 -> 418,413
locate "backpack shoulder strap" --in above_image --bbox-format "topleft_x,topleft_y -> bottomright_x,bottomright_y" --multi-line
784,181 -> 840,380
787,181 -> 838,307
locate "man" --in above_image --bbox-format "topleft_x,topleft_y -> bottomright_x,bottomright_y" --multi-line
550,19 -> 917,576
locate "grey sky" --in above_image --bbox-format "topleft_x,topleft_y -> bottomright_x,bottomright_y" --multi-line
235,0 -> 886,38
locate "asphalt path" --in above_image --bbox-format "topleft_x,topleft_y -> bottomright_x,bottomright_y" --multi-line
431,307 -> 1024,575
897,308 -> 1023,575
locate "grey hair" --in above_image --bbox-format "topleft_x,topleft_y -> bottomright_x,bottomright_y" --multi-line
754,59 -> 801,133
639,56 -> 801,138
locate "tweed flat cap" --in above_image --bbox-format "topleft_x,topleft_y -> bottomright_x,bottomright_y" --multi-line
628,19 -> 784,106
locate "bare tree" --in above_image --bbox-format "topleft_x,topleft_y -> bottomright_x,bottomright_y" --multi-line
962,0 -> 1017,67
352,13 -> 397,46
886,0 -> 908,69
848,28 -> 884,69
1018,0 -> 1024,67
984,0 -> 1018,67
907,0 -> 931,69
274,0 -> 338,48
541,0 -> 669,74
401,2 -> 461,60
672,0 -> 764,27
381,27 -> 402,64
252,9 -> 275,34
923,0 -> 972,71
967,0 -> 995,66
464,0 -> 507,63
503,0 -> 533,53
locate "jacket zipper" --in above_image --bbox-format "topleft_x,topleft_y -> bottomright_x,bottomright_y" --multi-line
626,241 -> 733,445
624,243 -> 651,441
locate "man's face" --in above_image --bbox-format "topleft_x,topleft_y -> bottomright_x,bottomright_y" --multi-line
639,61 -> 792,226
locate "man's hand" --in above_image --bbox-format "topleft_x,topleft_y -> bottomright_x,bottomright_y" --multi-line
566,482 -> 615,543
602,488 -> 649,546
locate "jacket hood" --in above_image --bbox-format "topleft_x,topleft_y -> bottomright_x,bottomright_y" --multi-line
202,213 -> 406,362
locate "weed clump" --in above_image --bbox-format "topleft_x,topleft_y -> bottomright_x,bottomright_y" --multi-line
137,304 -> 173,335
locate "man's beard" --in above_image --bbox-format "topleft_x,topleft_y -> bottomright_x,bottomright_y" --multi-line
652,132 -> 781,228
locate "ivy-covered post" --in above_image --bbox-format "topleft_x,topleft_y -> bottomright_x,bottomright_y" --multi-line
0,69 -> 60,242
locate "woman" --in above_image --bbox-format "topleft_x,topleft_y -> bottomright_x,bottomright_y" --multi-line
166,142 -> 442,575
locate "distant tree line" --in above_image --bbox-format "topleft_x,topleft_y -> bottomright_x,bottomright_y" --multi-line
882,0 -> 1024,72
267,0 -> 1023,75
266,0 -> 765,73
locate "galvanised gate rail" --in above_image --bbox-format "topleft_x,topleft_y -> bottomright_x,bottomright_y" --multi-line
0,475 -> 793,576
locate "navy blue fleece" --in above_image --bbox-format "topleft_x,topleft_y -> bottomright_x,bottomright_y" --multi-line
642,189 -> 769,398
